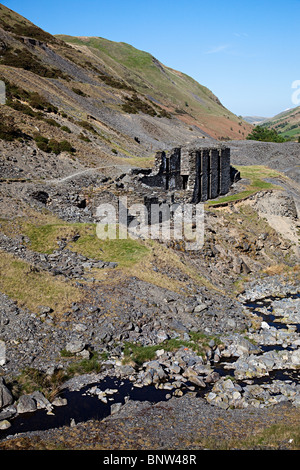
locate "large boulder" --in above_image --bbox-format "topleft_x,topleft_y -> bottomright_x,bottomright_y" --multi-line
291,349 -> 300,366
16,394 -> 37,414
0,377 -> 13,409
65,339 -> 86,354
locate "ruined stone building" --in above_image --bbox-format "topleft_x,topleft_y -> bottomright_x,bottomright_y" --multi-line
140,142 -> 239,203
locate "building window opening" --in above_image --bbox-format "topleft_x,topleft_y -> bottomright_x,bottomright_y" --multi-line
182,175 -> 189,190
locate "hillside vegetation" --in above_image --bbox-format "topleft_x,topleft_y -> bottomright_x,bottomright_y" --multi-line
246,125 -> 287,143
261,106 -> 300,142
0,2 -> 252,172
56,34 -> 252,140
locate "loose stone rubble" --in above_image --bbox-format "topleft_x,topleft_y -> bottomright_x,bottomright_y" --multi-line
0,157 -> 299,437
0,276 -> 300,433
0,233 -> 118,280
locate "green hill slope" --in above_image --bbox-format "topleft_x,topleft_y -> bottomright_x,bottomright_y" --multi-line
0,2 -> 252,171
262,106 -> 300,141
56,34 -> 252,140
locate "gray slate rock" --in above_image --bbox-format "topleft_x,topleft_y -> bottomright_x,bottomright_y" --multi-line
66,340 -> 86,354
17,394 -> 37,414
0,419 -> 11,430
0,377 -> 13,409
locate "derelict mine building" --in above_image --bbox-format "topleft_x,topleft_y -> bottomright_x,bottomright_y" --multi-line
140,142 -> 239,203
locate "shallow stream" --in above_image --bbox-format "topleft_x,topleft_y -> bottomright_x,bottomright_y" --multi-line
1,293 -> 300,439
1,377 -> 171,438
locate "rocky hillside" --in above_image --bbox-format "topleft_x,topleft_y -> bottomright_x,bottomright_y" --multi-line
0,3 -> 300,451
228,139 -> 300,185
0,3 -> 252,173
55,34 -> 252,141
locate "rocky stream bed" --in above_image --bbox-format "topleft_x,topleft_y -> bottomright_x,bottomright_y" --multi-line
0,276 -> 299,448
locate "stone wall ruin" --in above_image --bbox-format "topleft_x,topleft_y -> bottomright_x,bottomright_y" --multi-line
141,143 -> 238,203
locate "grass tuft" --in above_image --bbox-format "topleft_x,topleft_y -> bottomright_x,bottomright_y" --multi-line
0,250 -> 82,314
207,165 -> 284,206
23,222 -> 150,267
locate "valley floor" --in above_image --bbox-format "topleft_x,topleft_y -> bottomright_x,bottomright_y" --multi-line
1,395 -> 300,451
0,139 -> 299,451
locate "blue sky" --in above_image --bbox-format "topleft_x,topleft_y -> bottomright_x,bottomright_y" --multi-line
2,0 -> 300,117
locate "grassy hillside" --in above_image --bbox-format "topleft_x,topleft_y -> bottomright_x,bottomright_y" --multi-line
0,1 -> 254,183
261,106 -> 300,141
57,34 -> 252,140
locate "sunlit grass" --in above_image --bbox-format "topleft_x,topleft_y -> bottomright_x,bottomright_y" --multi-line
198,422 -> 300,450
123,332 -> 221,366
207,165 -> 284,206
23,222 -> 150,268
0,250 -> 82,314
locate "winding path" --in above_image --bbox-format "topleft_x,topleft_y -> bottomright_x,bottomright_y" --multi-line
48,164 -> 132,185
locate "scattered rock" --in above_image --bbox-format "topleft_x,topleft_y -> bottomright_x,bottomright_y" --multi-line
16,395 -> 37,414
110,402 -> 123,415
0,377 -> 13,409
65,340 -> 86,354
52,397 -> 68,407
0,419 -> 11,430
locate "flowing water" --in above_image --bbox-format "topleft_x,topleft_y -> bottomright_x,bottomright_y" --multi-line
1,376 -> 172,439
1,293 -> 300,439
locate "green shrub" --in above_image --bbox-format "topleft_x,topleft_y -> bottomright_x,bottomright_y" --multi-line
0,47 -> 68,79
48,139 -> 61,154
0,17 -> 57,45
78,120 -> 97,134
28,92 -> 58,113
7,99 -> 39,117
121,93 -> 157,117
3,79 -> 59,114
79,133 -> 91,142
44,118 -> 61,127
58,140 -> 74,153
98,73 -> 135,91
34,134 -> 49,152
158,108 -> 172,119
13,367 -> 67,401
65,352 -> 102,375
34,134 -> 75,154
61,125 -> 71,133
72,87 -> 87,97
246,125 -> 286,143
60,349 -> 74,358
0,112 -> 24,141
123,333 -> 219,366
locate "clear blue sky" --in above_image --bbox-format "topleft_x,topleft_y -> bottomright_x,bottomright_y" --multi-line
2,0 -> 300,117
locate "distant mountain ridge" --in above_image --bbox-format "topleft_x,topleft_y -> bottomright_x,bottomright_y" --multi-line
242,116 -> 268,125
